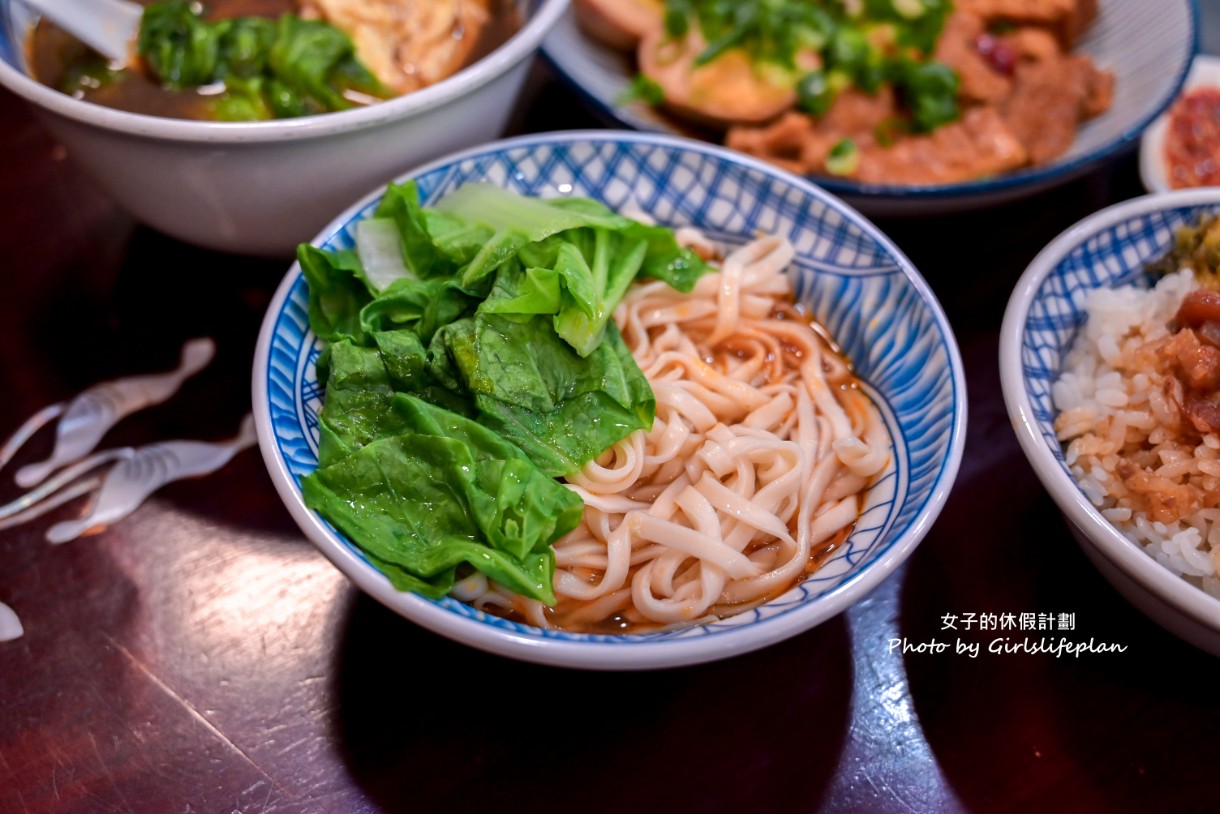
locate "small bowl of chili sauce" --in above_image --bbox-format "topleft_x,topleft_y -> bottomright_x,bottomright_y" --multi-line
1142,54 -> 1220,194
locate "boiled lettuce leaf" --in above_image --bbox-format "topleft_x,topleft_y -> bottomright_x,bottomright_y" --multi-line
299,180 -> 708,601
298,244 -> 370,344
431,182 -> 707,355
359,276 -> 478,345
313,339 -> 400,466
372,184 -> 459,281
353,219 -> 411,293
303,394 -> 583,604
437,313 -> 655,476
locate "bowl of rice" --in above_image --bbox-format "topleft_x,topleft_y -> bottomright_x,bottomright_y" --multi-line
1001,189 -> 1220,656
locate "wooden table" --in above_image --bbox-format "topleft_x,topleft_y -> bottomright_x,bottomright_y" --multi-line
3,36 -> 1219,814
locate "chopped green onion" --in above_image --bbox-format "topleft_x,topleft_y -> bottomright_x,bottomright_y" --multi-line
617,74 -> 666,106
657,0 -> 958,132
797,70 -> 834,115
826,138 -> 859,175
897,59 -> 959,131
891,0 -> 926,19
665,0 -> 691,38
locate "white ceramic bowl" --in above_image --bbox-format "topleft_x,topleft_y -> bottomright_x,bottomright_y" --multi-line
1000,189 -> 1220,656
0,0 -> 569,257
1140,54 -> 1220,194
543,0 -> 1197,217
252,131 -> 968,670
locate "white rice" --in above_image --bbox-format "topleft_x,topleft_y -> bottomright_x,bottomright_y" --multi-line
1053,268 -> 1220,598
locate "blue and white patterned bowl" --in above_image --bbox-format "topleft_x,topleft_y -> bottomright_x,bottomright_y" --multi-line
542,0 -> 1198,217
1000,189 -> 1220,656
252,131 -> 967,670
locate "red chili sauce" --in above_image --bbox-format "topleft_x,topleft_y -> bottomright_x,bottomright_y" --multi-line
1165,87 -> 1220,189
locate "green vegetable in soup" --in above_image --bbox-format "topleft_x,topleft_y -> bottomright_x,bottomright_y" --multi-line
136,0 -> 389,120
139,0 -> 225,87
299,182 -> 709,601
57,56 -> 124,97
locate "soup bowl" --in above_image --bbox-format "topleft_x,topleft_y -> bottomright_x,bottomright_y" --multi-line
0,0 -> 569,257
253,131 -> 968,670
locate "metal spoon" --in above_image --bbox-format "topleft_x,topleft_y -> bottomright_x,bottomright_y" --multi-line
21,0 -> 142,67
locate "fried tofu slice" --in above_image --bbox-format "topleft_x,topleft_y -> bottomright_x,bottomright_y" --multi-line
300,0 -> 491,94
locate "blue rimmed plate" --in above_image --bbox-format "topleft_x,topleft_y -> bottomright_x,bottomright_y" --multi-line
541,0 -> 1198,217
252,131 -> 967,669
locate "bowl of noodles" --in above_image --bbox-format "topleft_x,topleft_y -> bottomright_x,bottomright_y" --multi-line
1001,189 -> 1220,657
0,0 -> 569,256
253,131 -> 967,670
543,0 -> 1197,217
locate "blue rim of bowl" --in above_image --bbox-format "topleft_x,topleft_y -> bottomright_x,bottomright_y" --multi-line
540,0 -> 1201,204
1000,188 -> 1220,629
252,130 -> 969,669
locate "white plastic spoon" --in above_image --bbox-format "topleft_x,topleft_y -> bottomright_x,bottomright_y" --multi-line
45,414 -> 258,545
21,0 -> 143,67
1,337 -> 216,489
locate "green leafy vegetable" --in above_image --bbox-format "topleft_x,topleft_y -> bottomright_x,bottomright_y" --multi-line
135,0 -> 390,121
361,276 -> 478,345
268,14 -> 381,113
211,74 -> 272,120
217,17 -> 275,78
298,244 -> 370,344
438,312 -> 656,476
304,393 -> 583,604
56,56 -> 123,97
300,181 -> 709,601
139,0 -> 224,88
617,74 -> 666,106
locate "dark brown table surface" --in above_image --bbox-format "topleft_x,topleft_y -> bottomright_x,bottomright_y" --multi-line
4,17 -> 1220,813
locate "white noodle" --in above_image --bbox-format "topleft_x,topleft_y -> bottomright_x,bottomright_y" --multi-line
469,234 -> 890,632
